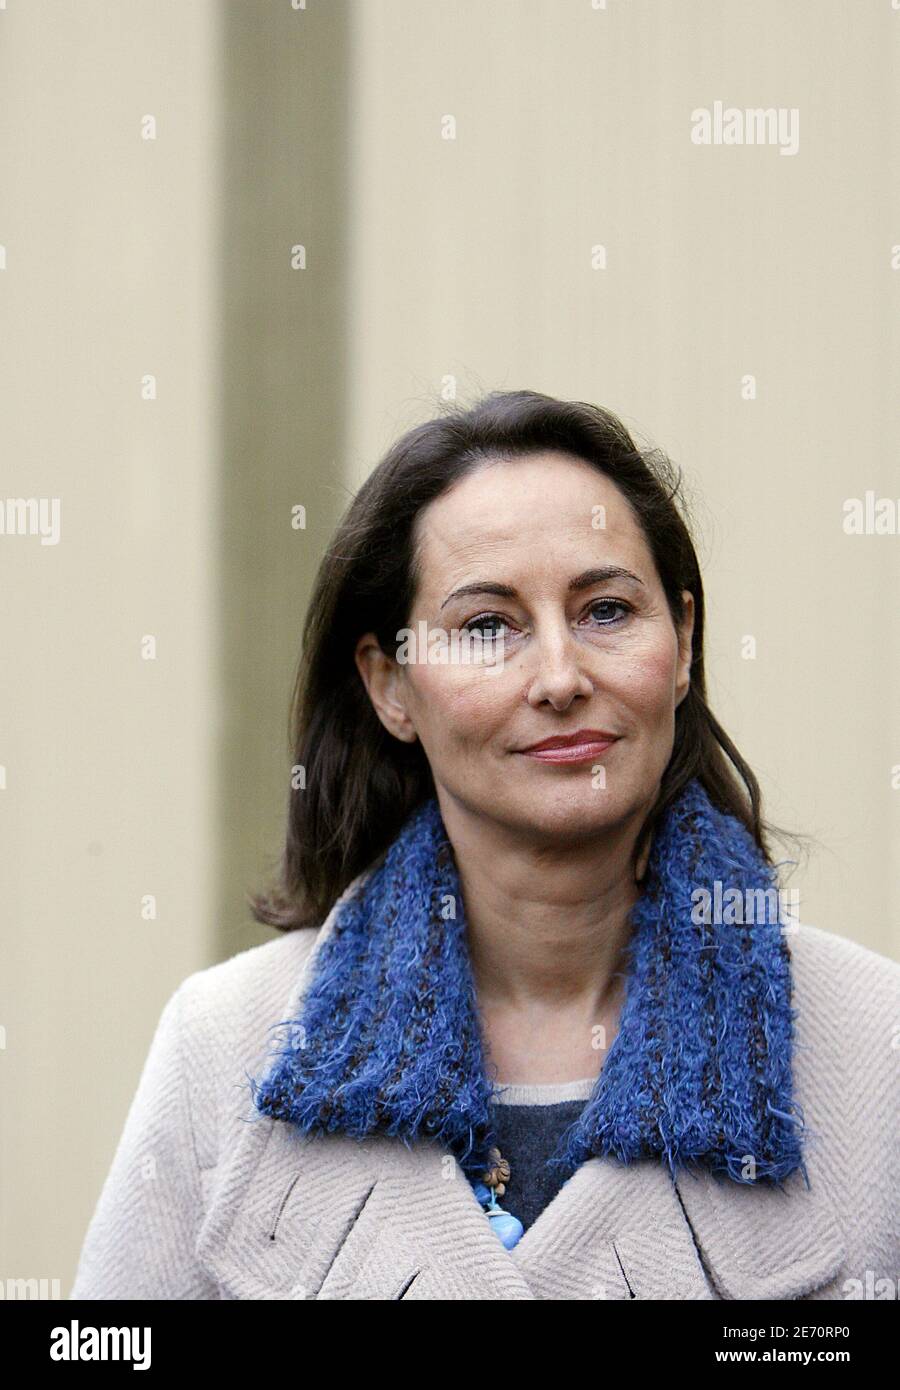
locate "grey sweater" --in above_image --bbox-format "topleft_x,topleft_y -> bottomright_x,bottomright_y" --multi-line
487,1077 -> 596,1230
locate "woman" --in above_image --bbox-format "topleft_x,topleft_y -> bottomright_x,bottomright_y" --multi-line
71,390 -> 899,1300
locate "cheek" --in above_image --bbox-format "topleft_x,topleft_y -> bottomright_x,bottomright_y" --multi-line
406,666 -> 512,745
607,638 -> 679,719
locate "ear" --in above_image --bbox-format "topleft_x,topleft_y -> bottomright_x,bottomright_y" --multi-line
674,590 -> 695,708
354,633 -> 418,743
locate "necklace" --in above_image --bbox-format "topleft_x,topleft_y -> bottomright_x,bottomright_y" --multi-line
472,1146 -> 525,1249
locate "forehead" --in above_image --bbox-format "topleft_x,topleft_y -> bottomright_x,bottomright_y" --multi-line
412,452 -> 652,590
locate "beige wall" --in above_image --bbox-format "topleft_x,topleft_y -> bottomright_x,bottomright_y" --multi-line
1,0 -> 897,1295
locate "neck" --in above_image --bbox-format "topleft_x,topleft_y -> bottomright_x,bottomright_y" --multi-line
436,795 -> 648,1085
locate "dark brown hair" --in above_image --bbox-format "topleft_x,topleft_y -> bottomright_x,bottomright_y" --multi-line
252,389 -> 780,930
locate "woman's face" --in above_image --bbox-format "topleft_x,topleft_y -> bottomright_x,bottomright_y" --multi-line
356,451 -> 694,844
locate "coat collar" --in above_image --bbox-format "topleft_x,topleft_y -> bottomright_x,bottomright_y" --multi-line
195,882 -> 847,1300
250,779 -> 805,1185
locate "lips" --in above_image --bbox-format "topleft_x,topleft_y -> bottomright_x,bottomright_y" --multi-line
521,728 -> 618,752
517,729 -> 621,765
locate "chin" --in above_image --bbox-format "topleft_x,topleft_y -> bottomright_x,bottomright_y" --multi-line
500,781 -> 638,843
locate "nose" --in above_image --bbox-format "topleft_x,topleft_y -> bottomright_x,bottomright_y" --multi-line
525,624 -> 595,711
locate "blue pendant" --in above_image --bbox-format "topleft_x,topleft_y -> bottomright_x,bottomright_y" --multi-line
472,1180 -> 525,1249
486,1205 -> 525,1249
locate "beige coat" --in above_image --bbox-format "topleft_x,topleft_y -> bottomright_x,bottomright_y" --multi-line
70,884 -> 900,1300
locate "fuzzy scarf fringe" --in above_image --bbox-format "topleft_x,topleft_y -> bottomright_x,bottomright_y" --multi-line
252,779 -> 806,1187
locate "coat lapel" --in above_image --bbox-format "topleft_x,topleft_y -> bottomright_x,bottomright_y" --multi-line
672,1162 -> 846,1300
195,1096 -> 845,1300
508,1156 -> 714,1299
195,1109 -> 536,1300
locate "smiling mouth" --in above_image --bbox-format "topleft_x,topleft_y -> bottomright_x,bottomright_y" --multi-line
516,730 -> 621,765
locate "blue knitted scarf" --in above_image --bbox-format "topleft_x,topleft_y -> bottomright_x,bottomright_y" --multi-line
252,778 -> 806,1187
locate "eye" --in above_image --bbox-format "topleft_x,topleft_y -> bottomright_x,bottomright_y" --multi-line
461,612 -> 512,641
583,598 -> 632,627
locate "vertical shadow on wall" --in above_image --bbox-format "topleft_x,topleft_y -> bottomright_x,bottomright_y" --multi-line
216,1 -> 352,958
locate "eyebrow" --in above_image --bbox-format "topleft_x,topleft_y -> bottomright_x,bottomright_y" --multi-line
439,566 -> 646,610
